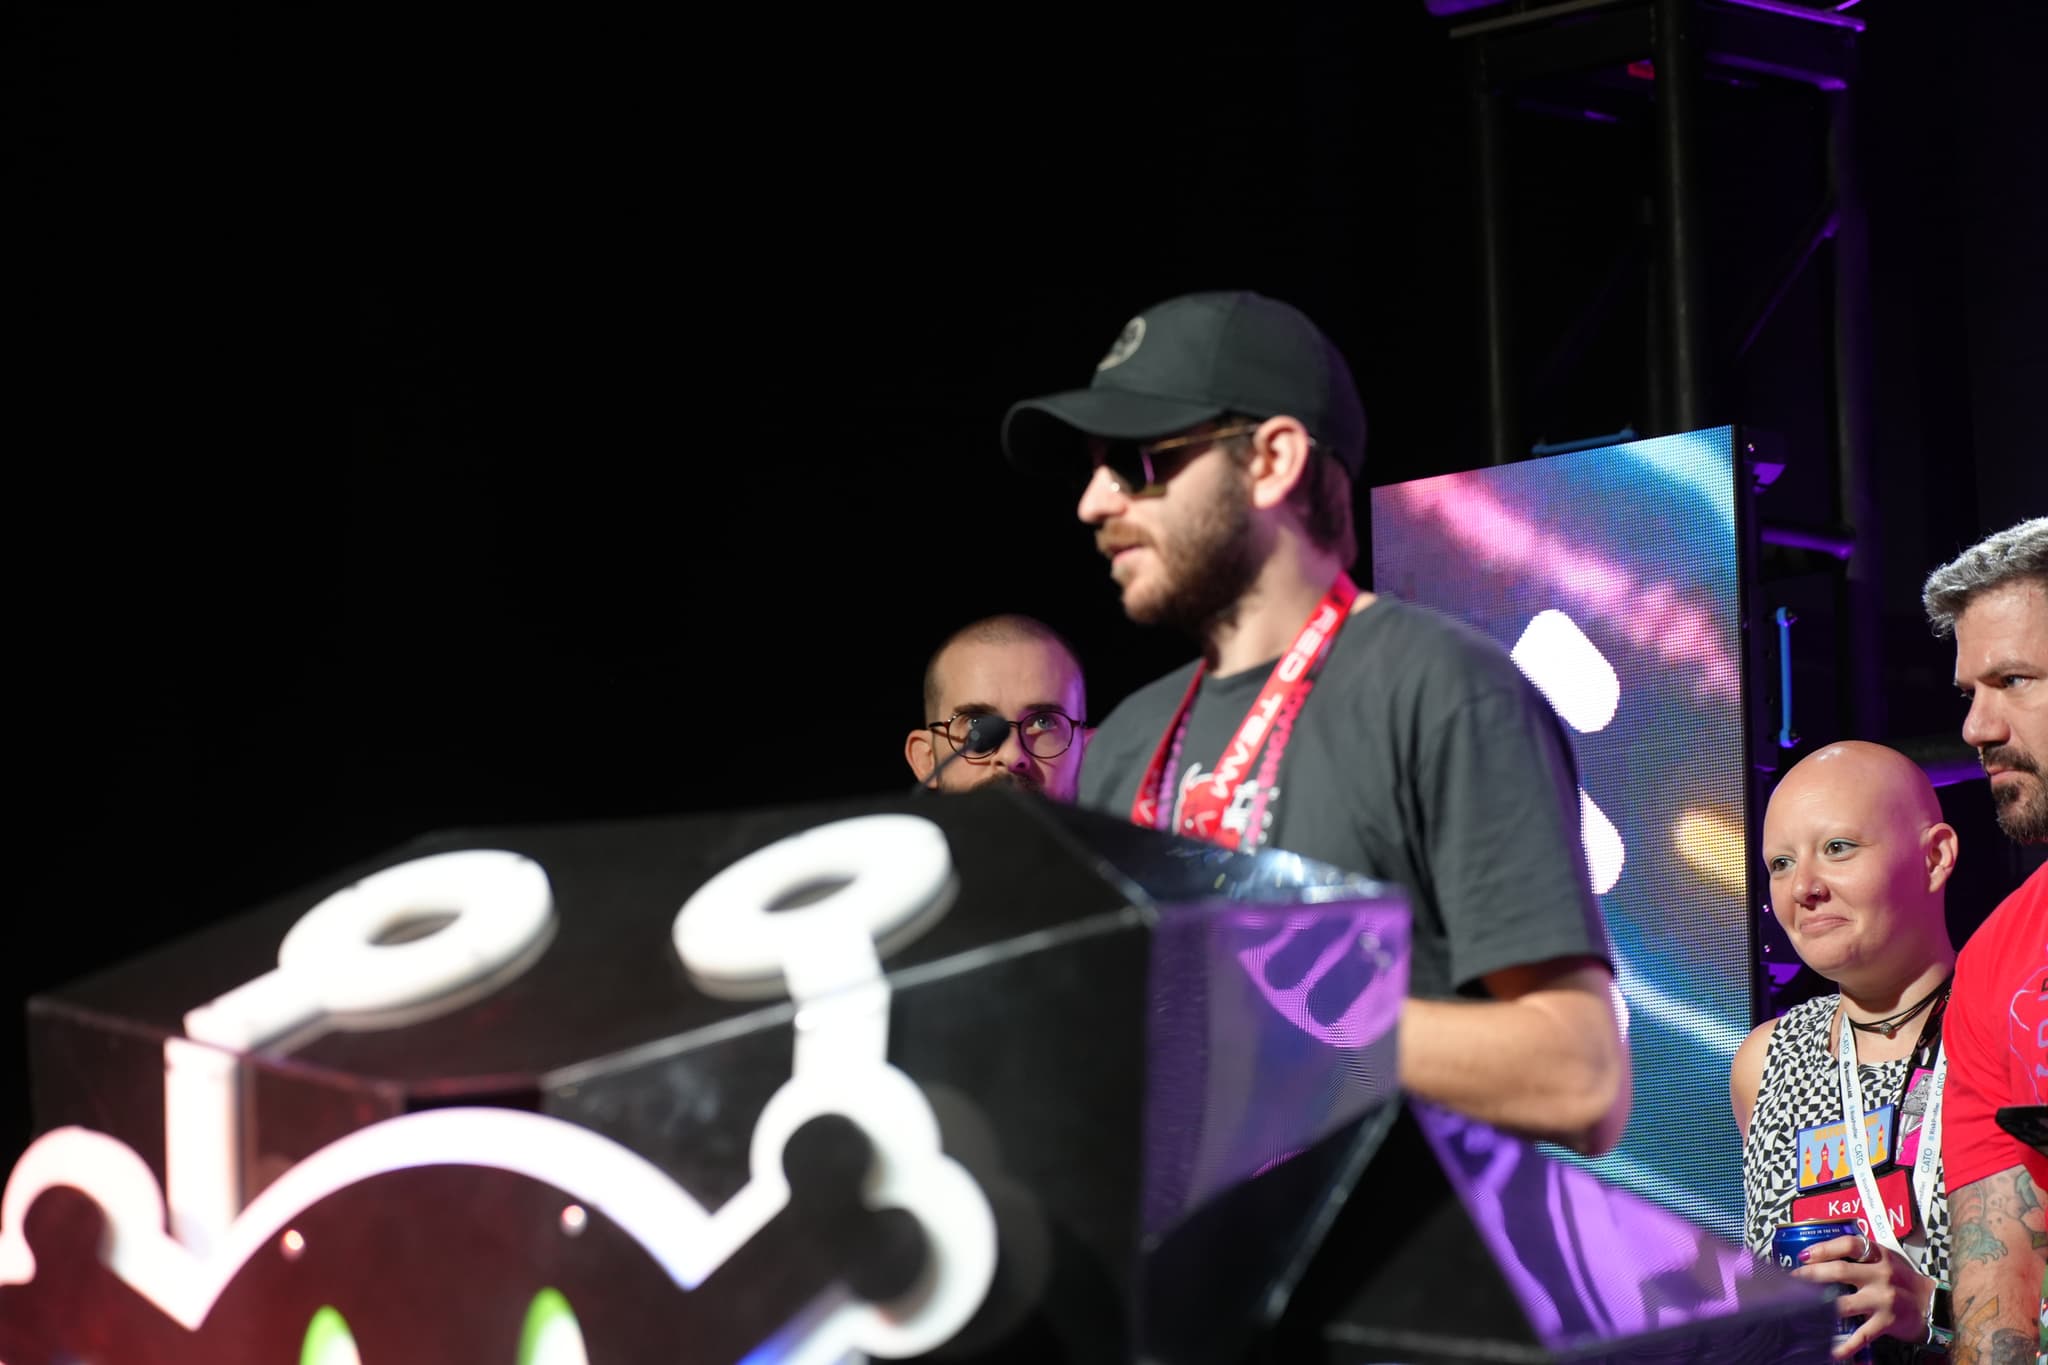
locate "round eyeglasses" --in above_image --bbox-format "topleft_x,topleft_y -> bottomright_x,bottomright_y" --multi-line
927,708 -> 1080,761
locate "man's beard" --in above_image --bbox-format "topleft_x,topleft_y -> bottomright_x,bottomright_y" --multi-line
942,764 -> 1041,797
1128,480 -> 1263,639
1985,744 -> 2048,843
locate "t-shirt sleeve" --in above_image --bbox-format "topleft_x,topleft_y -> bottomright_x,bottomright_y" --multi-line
1418,680 -> 1613,993
1077,729 -> 1122,815
1078,701 -> 1148,818
1942,905 -> 2045,1192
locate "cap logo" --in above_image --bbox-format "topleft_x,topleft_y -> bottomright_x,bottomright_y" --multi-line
1096,316 -> 1145,372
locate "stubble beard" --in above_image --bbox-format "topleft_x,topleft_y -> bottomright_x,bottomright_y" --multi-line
1124,480 -> 1262,642
940,764 -> 1041,797
1991,765 -> 2048,843
1983,741 -> 2048,843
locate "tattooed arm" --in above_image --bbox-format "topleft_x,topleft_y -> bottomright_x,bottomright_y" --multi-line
1949,1164 -> 2045,1365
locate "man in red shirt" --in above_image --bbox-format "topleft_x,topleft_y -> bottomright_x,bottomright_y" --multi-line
1924,516 -> 2048,1365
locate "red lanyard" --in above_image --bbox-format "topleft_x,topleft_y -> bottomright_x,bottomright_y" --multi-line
1130,574 -> 1359,851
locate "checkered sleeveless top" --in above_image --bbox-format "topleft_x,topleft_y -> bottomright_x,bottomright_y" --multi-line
1741,992 -> 1951,1287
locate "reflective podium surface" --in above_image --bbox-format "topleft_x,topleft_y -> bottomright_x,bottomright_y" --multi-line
0,787 -> 1829,1363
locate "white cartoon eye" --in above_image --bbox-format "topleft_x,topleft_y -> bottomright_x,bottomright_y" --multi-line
673,813 -> 956,999
1510,609 -> 1628,898
1509,612 -> 1634,1054
518,1287 -> 589,1365
1511,608 -> 1619,734
1579,787 -> 1625,896
186,848 -> 556,1051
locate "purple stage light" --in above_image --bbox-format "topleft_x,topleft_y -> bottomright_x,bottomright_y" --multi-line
1761,523 -> 1855,559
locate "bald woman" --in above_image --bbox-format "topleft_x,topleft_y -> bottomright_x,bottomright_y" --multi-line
1733,741 -> 1959,1360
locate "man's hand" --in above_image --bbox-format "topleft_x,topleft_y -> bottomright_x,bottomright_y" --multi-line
1789,1232 -> 1934,1359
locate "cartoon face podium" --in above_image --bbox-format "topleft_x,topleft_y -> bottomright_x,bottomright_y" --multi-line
0,789 -> 1831,1363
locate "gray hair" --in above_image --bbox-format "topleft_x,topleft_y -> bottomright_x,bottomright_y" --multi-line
1921,517 -> 2048,637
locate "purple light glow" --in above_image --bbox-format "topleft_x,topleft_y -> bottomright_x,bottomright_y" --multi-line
1920,752 -> 1988,788
1411,1102 -> 1825,1349
1232,907 -> 1407,1048
1249,1147 -> 1306,1179
1764,961 -> 1804,989
1760,524 -> 1854,559
1385,474 -> 1742,700
1719,0 -> 1865,32
1714,52 -> 1849,92
1142,896 -> 1409,1238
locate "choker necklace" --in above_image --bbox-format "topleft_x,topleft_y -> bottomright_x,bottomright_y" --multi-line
1844,977 -> 1950,1040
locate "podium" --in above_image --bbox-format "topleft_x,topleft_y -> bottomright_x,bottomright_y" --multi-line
0,788 -> 1830,1363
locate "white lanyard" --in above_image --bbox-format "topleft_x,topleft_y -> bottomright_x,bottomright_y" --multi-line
1835,1005 -> 1946,1268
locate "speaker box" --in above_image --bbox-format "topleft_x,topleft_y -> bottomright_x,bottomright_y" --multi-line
0,788 -> 1830,1363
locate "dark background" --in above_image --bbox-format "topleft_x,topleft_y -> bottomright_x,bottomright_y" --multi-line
8,3 -> 2044,1165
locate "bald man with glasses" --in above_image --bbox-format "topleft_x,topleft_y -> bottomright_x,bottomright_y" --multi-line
905,614 -> 1090,803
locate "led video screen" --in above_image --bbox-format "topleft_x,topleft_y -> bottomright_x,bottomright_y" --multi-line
1371,426 -> 1751,1241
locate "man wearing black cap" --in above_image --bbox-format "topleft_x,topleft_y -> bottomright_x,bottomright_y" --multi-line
1004,290 -> 1630,1156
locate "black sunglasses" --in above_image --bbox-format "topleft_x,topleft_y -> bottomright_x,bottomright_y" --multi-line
1092,423 -> 1263,497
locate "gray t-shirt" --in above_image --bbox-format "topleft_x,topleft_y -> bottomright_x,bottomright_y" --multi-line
1080,596 -> 1611,1002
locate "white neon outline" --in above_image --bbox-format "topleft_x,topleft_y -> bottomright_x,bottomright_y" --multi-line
674,811 -> 996,1354
673,814 -> 957,994
2,816 -> 996,1360
161,1036 -> 240,1258
168,849 -> 557,1259
185,849 -> 556,1050
0,1089 -> 991,1356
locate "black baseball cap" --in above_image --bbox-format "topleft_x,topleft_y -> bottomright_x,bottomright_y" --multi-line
1002,290 -> 1367,479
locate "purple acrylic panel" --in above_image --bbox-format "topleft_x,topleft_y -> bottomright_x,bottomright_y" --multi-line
1411,1100 -> 1826,1352
1142,892 -> 1408,1241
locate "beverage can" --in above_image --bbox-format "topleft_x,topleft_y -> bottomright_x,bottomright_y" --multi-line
1771,1219 -> 1872,1364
